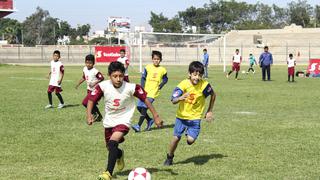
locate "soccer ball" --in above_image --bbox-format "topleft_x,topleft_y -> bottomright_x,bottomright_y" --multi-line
242,70 -> 246,74
128,167 -> 151,180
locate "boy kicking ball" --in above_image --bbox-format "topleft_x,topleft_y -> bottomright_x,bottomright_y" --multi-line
86,61 -> 163,180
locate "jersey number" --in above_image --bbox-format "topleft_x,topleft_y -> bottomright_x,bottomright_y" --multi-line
186,93 -> 196,104
113,99 -> 121,107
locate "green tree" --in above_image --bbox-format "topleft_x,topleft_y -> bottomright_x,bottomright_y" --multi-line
288,0 -> 312,27
0,18 -> 22,44
149,12 -> 182,33
315,5 -> 320,27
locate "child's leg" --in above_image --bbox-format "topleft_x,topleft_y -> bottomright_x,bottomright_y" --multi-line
288,74 -> 290,81
185,120 -> 201,145
105,126 -> 128,175
137,106 -> 148,126
168,136 -> 180,156
292,75 -> 294,82
235,71 -> 239,79
48,92 -> 53,105
227,70 -> 233,75
55,92 -> 64,104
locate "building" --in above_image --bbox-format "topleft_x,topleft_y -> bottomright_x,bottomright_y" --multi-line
0,0 -> 15,18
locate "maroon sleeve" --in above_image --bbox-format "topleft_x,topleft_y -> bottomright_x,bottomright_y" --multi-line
60,65 -> 64,74
88,85 -> 103,103
133,84 -> 147,102
125,59 -> 130,65
96,72 -> 104,81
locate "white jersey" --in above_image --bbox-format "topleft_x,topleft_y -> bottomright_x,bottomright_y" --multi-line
49,60 -> 64,87
287,58 -> 296,68
83,67 -> 103,91
117,56 -> 129,75
233,54 -> 242,63
93,80 -> 145,128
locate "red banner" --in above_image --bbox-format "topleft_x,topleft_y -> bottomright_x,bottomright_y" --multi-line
95,46 -> 129,63
307,59 -> 320,75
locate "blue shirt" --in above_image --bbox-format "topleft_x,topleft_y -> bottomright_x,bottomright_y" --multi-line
259,52 -> 273,66
203,53 -> 209,66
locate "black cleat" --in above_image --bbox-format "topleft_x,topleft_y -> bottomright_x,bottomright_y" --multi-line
163,154 -> 174,166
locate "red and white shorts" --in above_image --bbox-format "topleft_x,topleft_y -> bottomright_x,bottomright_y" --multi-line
288,67 -> 295,76
47,85 -> 62,93
104,124 -> 129,145
232,62 -> 240,72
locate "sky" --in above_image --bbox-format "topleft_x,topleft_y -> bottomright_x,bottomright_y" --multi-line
6,0 -> 319,32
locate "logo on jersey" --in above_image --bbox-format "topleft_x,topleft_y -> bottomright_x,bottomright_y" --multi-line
138,87 -> 144,94
173,91 -> 180,98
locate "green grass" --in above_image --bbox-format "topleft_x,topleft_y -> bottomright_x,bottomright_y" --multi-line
0,64 -> 320,179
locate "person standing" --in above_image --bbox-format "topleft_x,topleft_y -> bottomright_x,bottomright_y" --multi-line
259,46 -> 273,81
202,49 -> 209,78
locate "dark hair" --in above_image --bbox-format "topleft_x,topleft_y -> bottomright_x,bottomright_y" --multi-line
264,46 -> 268,49
189,61 -> 204,75
53,50 -> 60,57
108,61 -> 125,75
203,48 -> 207,51
120,49 -> 125,53
152,50 -> 162,61
236,49 -> 239,51
289,53 -> 293,57
85,54 -> 95,64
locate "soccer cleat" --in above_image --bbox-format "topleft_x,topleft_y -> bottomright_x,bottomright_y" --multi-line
45,104 -> 53,109
163,154 -> 174,166
145,119 -> 154,131
116,149 -> 125,171
226,74 -> 229,78
98,171 -> 112,180
57,103 -> 64,109
93,113 -> 103,122
131,124 -> 141,132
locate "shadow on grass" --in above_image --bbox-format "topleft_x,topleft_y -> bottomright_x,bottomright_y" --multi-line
149,124 -> 175,131
63,104 -> 80,108
115,167 -> 178,177
175,153 -> 227,165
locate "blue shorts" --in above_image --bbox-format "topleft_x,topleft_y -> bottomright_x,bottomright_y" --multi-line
173,118 -> 201,140
137,97 -> 154,108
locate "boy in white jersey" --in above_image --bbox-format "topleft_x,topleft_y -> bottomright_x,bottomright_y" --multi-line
287,53 -> 296,82
116,49 -> 130,82
75,54 -> 104,121
86,61 -> 163,180
45,50 -> 65,109
226,49 -> 242,80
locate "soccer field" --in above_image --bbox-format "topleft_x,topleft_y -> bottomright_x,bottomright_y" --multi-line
1,64 -> 320,179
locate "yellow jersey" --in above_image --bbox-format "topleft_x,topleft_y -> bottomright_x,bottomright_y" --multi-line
172,79 -> 213,120
143,64 -> 167,98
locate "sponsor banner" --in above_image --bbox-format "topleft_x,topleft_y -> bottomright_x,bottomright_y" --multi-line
307,59 -> 320,75
95,46 -> 129,63
108,17 -> 131,33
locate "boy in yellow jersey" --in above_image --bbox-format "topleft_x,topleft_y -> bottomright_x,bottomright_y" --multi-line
132,51 -> 168,132
164,61 -> 216,166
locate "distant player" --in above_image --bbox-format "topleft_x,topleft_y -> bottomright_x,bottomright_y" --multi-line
116,49 -> 130,82
86,61 -> 163,180
226,49 -> 242,80
202,48 -> 209,78
45,50 -> 65,109
247,53 -> 257,74
132,50 -> 168,132
75,54 -> 104,121
163,61 -> 216,166
287,53 -> 296,82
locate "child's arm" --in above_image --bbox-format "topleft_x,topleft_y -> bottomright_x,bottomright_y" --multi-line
58,66 -> 64,85
89,72 -> 104,88
75,73 -> 85,89
159,73 -> 168,89
205,91 -> 216,122
171,87 -> 188,104
47,71 -> 51,79
140,68 -> 147,88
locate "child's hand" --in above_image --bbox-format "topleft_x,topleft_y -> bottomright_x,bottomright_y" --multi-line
58,80 -> 62,85
154,115 -> 163,128
87,114 -> 94,125
204,112 -> 214,123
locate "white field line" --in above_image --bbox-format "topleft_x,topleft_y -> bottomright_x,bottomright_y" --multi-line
234,111 -> 257,115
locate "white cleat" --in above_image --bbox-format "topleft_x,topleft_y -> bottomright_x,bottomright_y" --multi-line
45,104 -> 53,109
57,103 -> 65,109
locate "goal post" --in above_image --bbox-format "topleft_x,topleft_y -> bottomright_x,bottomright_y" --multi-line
138,32 -> 226,72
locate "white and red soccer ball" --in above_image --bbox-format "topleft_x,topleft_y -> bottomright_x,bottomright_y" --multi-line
128,167 -> 151,180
